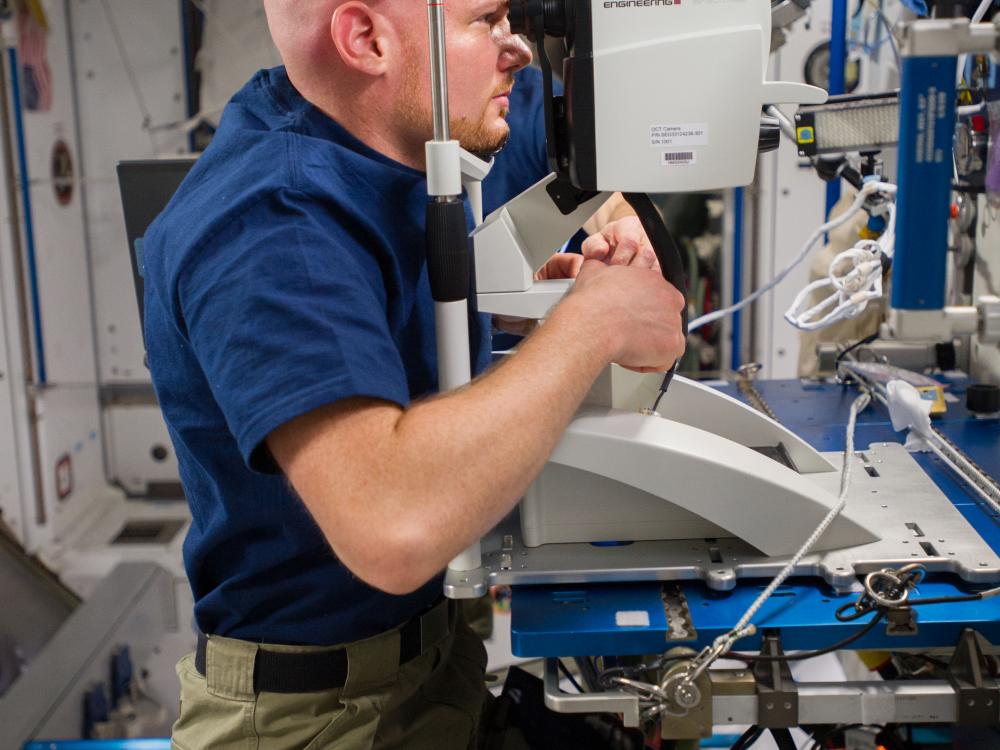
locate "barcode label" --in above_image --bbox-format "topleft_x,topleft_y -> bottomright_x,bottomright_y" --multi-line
662,151 -> 696,166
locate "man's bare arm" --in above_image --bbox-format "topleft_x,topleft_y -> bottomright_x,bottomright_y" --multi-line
268,260 -> 684,595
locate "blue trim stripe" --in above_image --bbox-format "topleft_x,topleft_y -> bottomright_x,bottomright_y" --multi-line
8,47 -> 46,384
825,0 -> 848,219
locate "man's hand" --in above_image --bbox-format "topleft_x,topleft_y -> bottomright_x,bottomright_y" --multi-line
494,213 -> 665,336
582,216 -> 661,271
493,252 -> 585,335
567,259 -> 685,373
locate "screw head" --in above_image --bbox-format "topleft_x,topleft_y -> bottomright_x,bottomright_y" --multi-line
674,682 -> 702,709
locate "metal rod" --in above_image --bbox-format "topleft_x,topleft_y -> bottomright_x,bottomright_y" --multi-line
925,429 -> 1000,515
427,1 -> 451,144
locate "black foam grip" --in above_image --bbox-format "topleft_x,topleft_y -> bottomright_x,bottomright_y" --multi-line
426,200 -> 471,303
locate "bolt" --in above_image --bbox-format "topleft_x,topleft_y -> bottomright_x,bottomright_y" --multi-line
765,702 -> 774,710
784,702 -> 792,710
674,682 -> 701,709
968,698 -> 976,707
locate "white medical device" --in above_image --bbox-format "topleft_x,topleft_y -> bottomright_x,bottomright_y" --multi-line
423,0 -> 890,598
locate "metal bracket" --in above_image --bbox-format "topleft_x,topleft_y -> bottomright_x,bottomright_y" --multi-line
947,629 -> 1000,726
542,658 -> 641,727
661,585 -> 696,642
884,607 -> 918,637
753,630 -> 799,728
442,565 -> 489,599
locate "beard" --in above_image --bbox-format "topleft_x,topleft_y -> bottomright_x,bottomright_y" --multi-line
400,65 -> 513,161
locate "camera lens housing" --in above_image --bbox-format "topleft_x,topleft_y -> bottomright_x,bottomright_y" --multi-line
508,0 -> 570,38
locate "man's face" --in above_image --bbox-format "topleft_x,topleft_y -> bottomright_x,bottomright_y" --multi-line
399,1 -> 532,159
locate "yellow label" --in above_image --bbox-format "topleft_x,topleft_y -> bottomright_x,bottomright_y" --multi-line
917,385 -> 947,416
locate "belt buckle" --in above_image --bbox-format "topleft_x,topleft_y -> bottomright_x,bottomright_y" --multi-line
419,600 -> 449,653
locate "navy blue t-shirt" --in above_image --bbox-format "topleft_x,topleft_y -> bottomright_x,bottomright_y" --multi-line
144,66 -> 551,645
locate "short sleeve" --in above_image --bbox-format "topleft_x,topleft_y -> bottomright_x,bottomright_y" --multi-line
176,189 -> 409,472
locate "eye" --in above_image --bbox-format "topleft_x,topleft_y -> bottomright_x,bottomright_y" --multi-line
478,5 -> 505,25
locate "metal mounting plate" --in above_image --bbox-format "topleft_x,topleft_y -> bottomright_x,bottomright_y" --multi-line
473,443 -> 1000,592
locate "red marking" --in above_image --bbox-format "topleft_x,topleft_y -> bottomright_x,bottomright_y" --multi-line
951,203 -> 960,219
55,454 -> 73,500
971,114 -> 987,133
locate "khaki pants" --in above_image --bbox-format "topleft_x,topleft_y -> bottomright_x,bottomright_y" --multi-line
171,610 -> 489,750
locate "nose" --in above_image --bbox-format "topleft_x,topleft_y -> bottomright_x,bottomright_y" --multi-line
496,19 -> 532,73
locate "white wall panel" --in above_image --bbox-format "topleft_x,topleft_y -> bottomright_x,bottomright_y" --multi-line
105,404 -> 179,496
69,0 -> 186,383
755,0 -> 901,377
21,0 -> 97,385
755,43 -> 827,378
27,385 -> 105,551
198,0 -> 280,126
0,269 -> 25,543
972,196 -> 1000,385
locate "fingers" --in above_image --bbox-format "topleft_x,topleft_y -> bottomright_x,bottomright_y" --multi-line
607,233 -> 642,266
581,233 -> 611,261
535,252 -> 584,281
493,314 -> 538,336
582,217 -> 661,271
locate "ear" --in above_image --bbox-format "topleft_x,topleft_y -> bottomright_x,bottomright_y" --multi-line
330,2 -> 390,75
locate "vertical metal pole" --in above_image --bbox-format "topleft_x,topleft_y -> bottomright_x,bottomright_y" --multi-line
425,1 -> 483,581
427,3 -> 450,144
731,187 -> 745,371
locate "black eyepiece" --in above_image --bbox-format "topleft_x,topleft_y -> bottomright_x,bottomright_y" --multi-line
508,0 -> 570,38
508,0 -> 531,35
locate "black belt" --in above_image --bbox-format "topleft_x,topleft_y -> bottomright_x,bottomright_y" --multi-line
195,598 -> 453,693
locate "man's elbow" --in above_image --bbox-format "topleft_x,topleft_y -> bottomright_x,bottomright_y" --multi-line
333,523 -> 445,596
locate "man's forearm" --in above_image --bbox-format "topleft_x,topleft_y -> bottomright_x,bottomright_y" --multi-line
274,295 -> 615,594
384,299 -> 611,578
271,259 -> 684,595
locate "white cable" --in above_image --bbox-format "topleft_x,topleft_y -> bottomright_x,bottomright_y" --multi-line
958,101 -> 987,116
690,182 -> 894,333
784,188 -> 896,332
956,0 -> 995,86
681,391 -> 872,686
972,0 -> 994,24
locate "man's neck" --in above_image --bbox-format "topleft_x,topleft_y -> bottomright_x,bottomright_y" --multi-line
289,68 -> 426,172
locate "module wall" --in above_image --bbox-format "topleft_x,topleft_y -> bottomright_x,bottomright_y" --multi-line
68,0 -> 187,385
